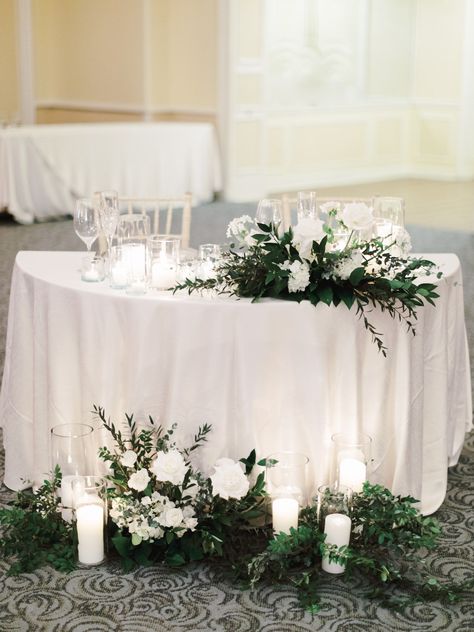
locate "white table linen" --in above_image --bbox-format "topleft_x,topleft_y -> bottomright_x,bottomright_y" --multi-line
0,123 -> 222,223
0,251 -> 471,514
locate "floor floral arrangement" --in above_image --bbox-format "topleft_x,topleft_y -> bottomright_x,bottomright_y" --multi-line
176,205 -> 441,355
1,407 -> 472,613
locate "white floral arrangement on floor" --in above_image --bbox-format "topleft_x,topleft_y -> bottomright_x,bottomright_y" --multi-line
95,407 -> 266,568
176,201 -> 441,355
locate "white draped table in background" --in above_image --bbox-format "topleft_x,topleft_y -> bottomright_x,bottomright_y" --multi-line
0,251 -> 471,514
0,123 -> 222,223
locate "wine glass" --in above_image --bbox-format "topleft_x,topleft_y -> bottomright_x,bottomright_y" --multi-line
95,190 -> 119,258
256,199 -> 283,231
74,198 -> 98,252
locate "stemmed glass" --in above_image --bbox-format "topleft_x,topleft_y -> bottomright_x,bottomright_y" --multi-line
256,198 -> 283,232
95,190 -> 119,259
297,191 -> 317,220
74,198 -> 98,252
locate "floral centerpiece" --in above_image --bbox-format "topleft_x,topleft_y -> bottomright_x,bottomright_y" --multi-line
176,202 -> 441,355
94,406 -> 267,568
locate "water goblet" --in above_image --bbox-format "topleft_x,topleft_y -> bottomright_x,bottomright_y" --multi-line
74,198 -> 98,253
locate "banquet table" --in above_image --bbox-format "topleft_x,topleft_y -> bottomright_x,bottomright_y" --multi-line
0,123 -> 222,223
0,251 -> 471,515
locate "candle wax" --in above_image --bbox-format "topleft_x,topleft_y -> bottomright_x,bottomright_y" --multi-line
339,457 -> 367,493
76,503 -> 104,565
272,497 -> 299,535
322,512 -> 351,574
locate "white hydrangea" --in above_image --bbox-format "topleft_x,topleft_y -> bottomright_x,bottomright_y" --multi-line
150,449 -> 188,486
120,450 -> 138,468
390,227 -> 412,257
292,216 -> 325,259
333,249 -> 365,281
226,215 -> 257,247
210,457 -> 250,501
128,468 -> 150,492
342,203 -> 374,231
284,260 -> 310,293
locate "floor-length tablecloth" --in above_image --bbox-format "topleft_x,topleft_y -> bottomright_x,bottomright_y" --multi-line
0,123 -> 222,223
0,251 -> 471,514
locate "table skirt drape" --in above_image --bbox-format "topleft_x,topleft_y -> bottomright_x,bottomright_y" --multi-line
0,251 -> 471,514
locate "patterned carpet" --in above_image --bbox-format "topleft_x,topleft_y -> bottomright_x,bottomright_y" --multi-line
0,207 -> 473,631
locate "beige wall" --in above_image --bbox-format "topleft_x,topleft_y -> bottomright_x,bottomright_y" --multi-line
32,0 -> 218,121
223,0 -> 473,200
0,0 -> 19,121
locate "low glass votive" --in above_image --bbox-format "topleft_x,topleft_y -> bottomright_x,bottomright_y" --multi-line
148,235 -> 180,290
81,255 -> 105,283
330,433 -> 372,494
198,243 -> 221,280
266,452 -> 309,534
73,475 -> 107,566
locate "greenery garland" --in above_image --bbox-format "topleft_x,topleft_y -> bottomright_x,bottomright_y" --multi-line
175,219 -> 441,355
1,408 -> 472,613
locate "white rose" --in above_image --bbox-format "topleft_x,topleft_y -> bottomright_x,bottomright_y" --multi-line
292,217 -> 325,259
141,496 -> 152,506
210,458 -> 250,501
184,517 -> 198,531
151,449 -> 188,485
341,203 -> 373,231
120,450 -> 138,468
128,468 -> 150,492
163,507 -> 184,528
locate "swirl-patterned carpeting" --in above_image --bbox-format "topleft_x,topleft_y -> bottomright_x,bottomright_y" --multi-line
0,207 -> 473,631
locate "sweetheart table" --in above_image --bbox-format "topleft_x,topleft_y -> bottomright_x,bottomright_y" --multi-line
0,251 -> 471,514
0,123 -> 222,223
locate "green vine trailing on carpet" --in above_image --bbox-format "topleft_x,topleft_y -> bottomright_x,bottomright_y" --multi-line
0,467 -> 76,574
1,408 -> 473,613
174,211 -> 441,355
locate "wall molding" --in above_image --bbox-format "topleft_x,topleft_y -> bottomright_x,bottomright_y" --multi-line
35,100 -> 217,116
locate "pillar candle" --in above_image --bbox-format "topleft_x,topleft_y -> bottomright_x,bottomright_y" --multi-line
338,457 -> 366,493
272,497 -> 299,534
76,503 -> 105,565
151,260 -> 177,289
322,513 -> 351,574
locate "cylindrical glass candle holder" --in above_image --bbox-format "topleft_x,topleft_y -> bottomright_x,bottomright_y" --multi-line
116,214 -> 150,245
330,433 -> 372,494
317,484 -> 352,575
266,452 -> 309,534
50,423 -> 95,521
148,235 -> 180,290
316,484 -> 352,531
122,242 -> 148,295
108,245 -> 129,289
73,476 -> 107,566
